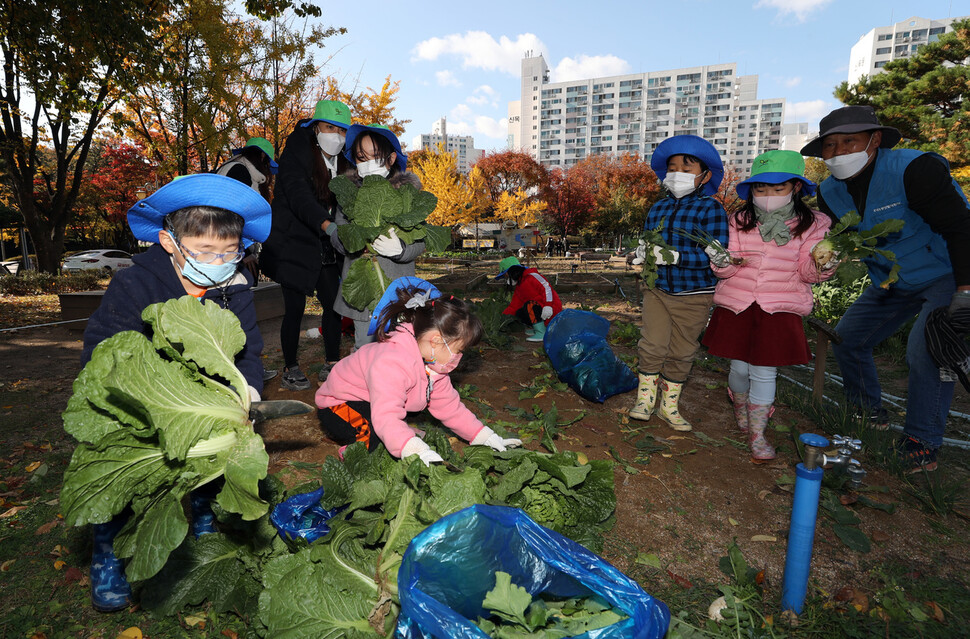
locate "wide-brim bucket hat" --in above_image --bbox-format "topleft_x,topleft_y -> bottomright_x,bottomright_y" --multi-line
232,137 -> 279,174
127,174 -> 271,248
344,124 -> 407,172
368,276 -> 441,335
301,99 -> 352,130
494,256 -> 522,279
736,150 -> 817,200
800,105 -> 901,157
650,135 -> 724,196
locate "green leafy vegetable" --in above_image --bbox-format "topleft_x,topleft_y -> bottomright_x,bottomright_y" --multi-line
811,211 -> 905,288
60,297 -> 269,582
638,218 -> 677,289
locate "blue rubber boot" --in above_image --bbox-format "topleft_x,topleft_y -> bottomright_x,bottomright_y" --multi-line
90,515 -> 132,613
189,487 -> 219,538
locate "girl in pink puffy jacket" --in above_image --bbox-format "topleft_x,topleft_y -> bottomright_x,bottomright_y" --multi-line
702,150 -> 837,462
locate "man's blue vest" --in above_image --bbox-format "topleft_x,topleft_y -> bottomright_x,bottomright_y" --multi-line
820,149 -> 967,290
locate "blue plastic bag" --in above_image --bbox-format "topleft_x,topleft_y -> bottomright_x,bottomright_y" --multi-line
544,309 -> 638,403
396,504 -> 670,639
269,487 -> 343,543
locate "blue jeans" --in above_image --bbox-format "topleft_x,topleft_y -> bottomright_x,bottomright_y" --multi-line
833,275 -> 955,448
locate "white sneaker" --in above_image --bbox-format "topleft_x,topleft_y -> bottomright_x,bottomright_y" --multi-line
305,327 -> 322,338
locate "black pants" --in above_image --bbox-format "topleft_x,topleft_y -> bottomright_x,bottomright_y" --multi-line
515,301 -> 542,326
280,264 -> 341,367
318,401 -> 380,451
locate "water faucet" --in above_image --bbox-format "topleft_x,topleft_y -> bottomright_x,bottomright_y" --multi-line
818,435 -> 867,489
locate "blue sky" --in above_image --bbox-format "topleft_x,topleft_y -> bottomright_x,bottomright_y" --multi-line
315,0 -> 965,152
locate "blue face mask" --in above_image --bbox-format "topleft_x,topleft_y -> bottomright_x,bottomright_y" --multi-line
169,232 -> 238,286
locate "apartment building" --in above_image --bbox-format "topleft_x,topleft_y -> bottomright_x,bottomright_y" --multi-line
848,15 -> 967,84
510,53 -> 800,172
411,117 -> 483,174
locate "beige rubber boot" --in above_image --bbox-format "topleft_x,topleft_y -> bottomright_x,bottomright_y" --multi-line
728,388 -> 749,434
748,402 -> 776,462
658,378 -> 692,431
629,373 -> 659,421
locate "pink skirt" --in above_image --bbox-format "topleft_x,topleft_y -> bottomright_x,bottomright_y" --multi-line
703,303 -> 811,366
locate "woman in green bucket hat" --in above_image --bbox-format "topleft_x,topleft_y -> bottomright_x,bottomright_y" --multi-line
260,99 -> 353,390
701,149 -> 839,462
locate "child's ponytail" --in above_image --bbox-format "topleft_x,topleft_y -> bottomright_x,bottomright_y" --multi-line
375,286 -> 484,347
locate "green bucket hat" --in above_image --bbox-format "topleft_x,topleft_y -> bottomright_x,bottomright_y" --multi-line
233,137 -> 278,172
302,99 -> 352,130
735,150 -> 817,200
494,256 -> 522,279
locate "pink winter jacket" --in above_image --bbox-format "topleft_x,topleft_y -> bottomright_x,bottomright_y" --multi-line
711,211 -> 834,315
314,323 -> 485,457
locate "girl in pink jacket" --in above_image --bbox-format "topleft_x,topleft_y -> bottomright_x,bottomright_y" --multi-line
702,151 -> 837,462
315,278 -> 521,465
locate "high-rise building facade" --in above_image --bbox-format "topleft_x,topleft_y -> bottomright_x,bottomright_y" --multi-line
511,54 -> 800,172
411,117 -> 483,174
848,15 -> 967,84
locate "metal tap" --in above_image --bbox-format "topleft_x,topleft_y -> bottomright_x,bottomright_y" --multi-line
819,435 -> 867,489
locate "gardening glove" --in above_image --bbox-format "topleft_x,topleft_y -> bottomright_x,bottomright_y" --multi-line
949,290 -> 970,318
248,385 -> 261,402
371,228 -> 403,258
471,426 -> 522,452
811,243 -> 842,271
704,243 -> 731,268
632,240 -> 647,265
541,306 -> 554,321
652,244 -> 680,265
400,437 -> 444,466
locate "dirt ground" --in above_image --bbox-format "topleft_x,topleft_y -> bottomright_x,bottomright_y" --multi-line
2,255 -> 969,602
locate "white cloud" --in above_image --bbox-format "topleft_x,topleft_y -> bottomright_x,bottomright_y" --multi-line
783,76 -> 802,88
435,70 -> 460,87
411,31 -> 546,75
550,55 -> 631,82
786,99 -> 833,124
450,104 -> 474,121
447,104 -> 508,142
467,85 -> 500,106
754,0 -> 833,22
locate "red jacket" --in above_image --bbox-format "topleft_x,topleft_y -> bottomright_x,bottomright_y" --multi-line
503,268 -> 562,324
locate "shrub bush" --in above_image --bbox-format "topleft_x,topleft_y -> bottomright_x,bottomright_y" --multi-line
811,274 -> 869,323
0,270 -> 109,296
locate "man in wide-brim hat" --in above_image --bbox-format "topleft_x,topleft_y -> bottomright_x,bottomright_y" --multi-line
801,105 -> 970,473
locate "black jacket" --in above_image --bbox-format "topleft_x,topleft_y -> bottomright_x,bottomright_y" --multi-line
82,243 -> 264,393
260,121 -> 347,294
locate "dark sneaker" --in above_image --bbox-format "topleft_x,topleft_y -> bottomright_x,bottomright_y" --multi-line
281,366 -> 311,391
853,407 -> 889,431
893,436 -> 938,474
317,362 -> 334,382
262,368 -> 278,382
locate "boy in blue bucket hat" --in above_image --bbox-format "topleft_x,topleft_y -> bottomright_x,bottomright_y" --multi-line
79,172 -> 271,612
630,135 -> 729,432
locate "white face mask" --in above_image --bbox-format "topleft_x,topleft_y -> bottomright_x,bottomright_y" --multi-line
824,134 -> 874,180
316,131 -> 345,156
663,171 -> 701,199
357,158 -> 390,179
753,193 -> 794,213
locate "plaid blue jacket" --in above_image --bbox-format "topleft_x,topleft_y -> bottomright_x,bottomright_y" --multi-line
644,193 -> 729,294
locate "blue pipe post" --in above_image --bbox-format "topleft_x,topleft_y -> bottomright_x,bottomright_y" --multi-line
781,433 -> 829,614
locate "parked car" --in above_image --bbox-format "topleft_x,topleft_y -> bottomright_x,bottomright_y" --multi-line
62,249 -> 133,272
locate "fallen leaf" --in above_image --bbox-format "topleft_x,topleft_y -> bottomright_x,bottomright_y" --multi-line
44,499 -> 59,506
871,530 -> 890,543
661,453 -> 672,458
184,614 -> 206,628
53,560 -> 66,570
221,631 -> 239,639
925,601 -> 944,623
64,566 -> 84,584
1,559 -> 14,571
666,570 -> 693,589
755,570 -> 765,585
29,633 -> 47,639
751,534 -> 777,542
667,435 -> 686,440
635,552 -> 662,568
25,461 -> 42,472
116,628 -> 142,639
0,506 -> 26,519
839,494 -> 858,506
35,519 -> 61,535
834,587 -> 855,602
757,490 -> 771,501
50,544 -> 69,557
728,517 -> 739,526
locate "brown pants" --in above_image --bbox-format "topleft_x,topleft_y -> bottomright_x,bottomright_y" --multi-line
638,288 -> 713,382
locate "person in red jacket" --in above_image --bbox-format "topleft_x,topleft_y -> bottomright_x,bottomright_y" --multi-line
494,256 -> 563,342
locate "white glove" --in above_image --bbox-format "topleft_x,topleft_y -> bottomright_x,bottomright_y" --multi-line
400,437 -> 444,466
371,227 -> 403,257
471,426 -> 523,452
540,306 -> 553,321
631,257 -> 645,266
704,244 -> 731,268
248,385 -> 261,402
811,244 -> 842,271
652,244 -> 680,265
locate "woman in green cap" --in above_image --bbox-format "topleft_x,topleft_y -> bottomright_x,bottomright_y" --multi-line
260,99 -> 353,390
216,136 -> 278,200
701,150 -> 837,462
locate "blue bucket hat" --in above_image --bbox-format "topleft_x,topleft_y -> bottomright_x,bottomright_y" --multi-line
344,124 -> 407,172
736,150 -> 817,200
127,174 -> 271,248
650,135 -> 724,196
232,137 -> 279,175
368,276 -> 441,335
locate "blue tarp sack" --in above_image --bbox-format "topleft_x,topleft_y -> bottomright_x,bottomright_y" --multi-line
270,486 -> 343,543
544,309 -> 638,403
397,504 -> 670,639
